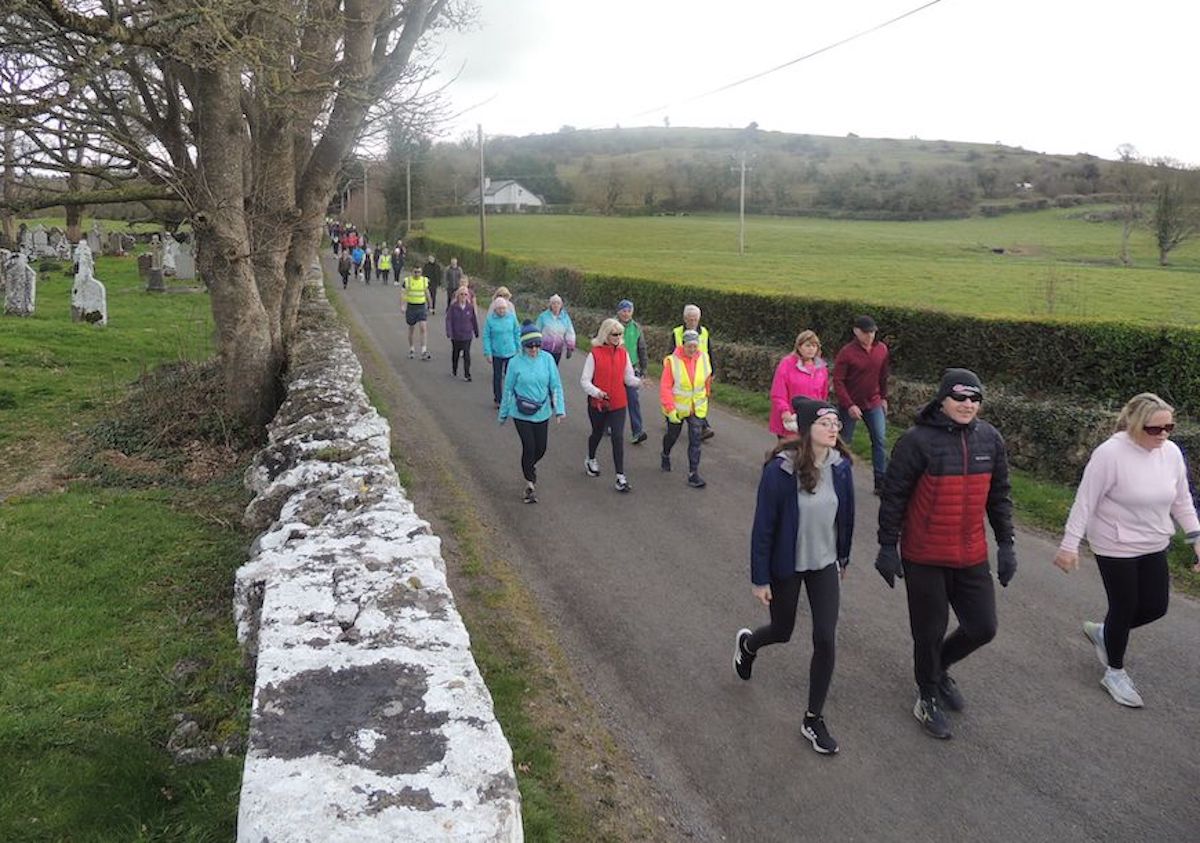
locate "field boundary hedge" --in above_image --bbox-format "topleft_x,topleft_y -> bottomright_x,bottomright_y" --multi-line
412,235 -> 1200,416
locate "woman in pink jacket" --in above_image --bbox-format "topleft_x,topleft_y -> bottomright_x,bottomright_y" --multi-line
1054,393 -> 1200,708
769,330 -> 831,439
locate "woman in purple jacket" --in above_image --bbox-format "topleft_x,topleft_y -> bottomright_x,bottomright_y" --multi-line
445,286 -> 479,381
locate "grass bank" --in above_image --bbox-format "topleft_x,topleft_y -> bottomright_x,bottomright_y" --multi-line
0,245 -> 253,839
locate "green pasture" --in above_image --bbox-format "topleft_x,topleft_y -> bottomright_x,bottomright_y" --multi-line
425,209 -> 1200,325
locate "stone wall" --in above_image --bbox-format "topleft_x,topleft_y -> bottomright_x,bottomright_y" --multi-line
234,267 -> 522,841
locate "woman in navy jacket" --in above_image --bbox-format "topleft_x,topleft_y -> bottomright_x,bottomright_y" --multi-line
733,397 -> 855,755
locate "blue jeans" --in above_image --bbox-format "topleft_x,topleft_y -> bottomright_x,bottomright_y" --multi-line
626,383 -> 643,437
841,404 -> 887,486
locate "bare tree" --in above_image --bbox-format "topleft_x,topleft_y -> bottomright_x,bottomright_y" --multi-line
1113,144 -> 1146,267
1,0 -> 469,425
1149,167 -> 1200,266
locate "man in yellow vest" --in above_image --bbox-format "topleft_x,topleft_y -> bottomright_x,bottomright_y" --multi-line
659,329 -> 713,488
402,265 -> 431,360
376,248 -> 392,285
673,304 -> 715,441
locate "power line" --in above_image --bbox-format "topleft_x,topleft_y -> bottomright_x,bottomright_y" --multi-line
631,0 -> 946,119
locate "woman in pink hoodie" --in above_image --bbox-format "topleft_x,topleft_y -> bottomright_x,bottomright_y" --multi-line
769,330 -> 831,439
1054,392 -> 1200,708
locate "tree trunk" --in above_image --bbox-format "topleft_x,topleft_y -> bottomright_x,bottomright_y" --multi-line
0,128 -> 14,247
194,62 -> 281,428
1119,217 -> 1133,267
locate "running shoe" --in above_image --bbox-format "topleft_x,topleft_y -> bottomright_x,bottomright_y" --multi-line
1101,668 -> 1143,708
936,673 -> 965,712
660,454 -> 671,472
421,350 -> 432,361
1083,621 -> 1108,668
585,458 -> 601,477
733,628 -> 755,681
801,713 -> 839,755
913,694 -> 952,739
687,473 -> 706,488
523,485 -> 538,505
631,431 -> 648,445
408,349 -> 415,359
465,374 -> 472,382
614,475 -> 630,493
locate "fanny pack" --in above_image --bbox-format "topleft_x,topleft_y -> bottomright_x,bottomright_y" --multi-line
515,393 -> 545,415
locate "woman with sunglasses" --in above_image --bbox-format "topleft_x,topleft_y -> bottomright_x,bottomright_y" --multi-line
733,397 -> 854,755
580,318 -> 641,492
499,322 -> 566,504
1053,393 -> 1200,708
874,368 -> 1016,740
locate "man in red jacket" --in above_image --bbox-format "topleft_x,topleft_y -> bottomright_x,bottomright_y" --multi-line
874,368 -> 1016,740
833,314 -> 890,494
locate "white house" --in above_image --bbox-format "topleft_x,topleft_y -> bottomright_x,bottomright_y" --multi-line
464,178 -> 544,212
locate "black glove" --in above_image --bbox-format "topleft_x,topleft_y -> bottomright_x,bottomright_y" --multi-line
996,542 -> 1017,587
874,545 -> 903,589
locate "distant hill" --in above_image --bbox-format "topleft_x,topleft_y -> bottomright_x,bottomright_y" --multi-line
387,126 -> 1163,222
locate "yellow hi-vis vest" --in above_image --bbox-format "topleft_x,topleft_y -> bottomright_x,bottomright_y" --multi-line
378,253 -> 392,271
405,273 -> 428,304
666,352 -> 711,419
672,324 -> 710,354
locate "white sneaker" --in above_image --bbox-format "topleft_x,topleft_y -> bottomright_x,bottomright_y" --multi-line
1101,668 -> 1144,708
1082,621 -> 1108,668
584,458 -> 600,477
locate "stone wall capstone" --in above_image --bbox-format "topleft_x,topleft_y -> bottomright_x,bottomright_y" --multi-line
234,264 -> 522,842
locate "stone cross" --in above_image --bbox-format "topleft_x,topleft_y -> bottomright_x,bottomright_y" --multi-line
150,234 -> 163,270
3,252 -> 37,316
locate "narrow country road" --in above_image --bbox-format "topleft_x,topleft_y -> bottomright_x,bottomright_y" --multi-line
329,262 -> 1200,842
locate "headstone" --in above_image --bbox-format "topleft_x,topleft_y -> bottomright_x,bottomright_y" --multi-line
20,227 -> 33,254
162,236 -> 177,275
147,268 -> 165,293
106,231 -> 125,257
31,225 -> 49,256
48,230 -> 62,251
71,252 -> 107,326
137,253 -> 152,281
3,252 -> 37,316
87,221 -> 102,254
0,248 -> 9,295
174,241 -> 196,281
121,234 -> 135,252
56,237 -> 72,261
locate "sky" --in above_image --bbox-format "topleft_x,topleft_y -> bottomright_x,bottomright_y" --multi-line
429,0 -> 1198,165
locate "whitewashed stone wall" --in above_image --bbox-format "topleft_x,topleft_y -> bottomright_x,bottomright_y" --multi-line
235,267 -> 522,842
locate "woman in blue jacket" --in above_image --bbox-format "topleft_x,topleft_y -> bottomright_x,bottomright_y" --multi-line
482,297 -> 521,407
733,397 -> 855,755
500,322 -> 566,504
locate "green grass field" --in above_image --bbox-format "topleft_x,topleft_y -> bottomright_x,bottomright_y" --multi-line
425,209 -> 1200,325
1,233 -> 250,839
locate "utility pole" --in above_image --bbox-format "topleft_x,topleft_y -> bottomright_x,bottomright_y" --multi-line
405,158 -> 412,235
477,123 -> 487,255
362,161 -> 368,239
732,150 -> 750,256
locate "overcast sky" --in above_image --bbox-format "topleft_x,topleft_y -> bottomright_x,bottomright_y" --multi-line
430,0 -> 1197,164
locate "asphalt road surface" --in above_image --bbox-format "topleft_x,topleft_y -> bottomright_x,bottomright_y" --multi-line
331,266 -> 1200,842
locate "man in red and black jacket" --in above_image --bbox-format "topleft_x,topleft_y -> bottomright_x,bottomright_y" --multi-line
874,368 -> 1017,740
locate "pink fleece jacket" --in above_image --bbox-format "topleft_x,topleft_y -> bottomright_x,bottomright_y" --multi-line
769,354 -> 831,435
1060,432 -> 1200,557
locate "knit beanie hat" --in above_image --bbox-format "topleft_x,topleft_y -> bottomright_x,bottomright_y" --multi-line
791,397 -> 840,430
617,299 -> 634,312
936,367 -> 984,401
520,321 -> 543,347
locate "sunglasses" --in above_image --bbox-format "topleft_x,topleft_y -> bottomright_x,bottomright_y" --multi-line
1143,424 -> 1175,435
610,331 -> 624,337
947,394 -> 982,404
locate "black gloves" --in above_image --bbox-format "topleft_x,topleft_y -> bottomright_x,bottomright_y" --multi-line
875,545 -> 903,588
996,542 -> 1017,587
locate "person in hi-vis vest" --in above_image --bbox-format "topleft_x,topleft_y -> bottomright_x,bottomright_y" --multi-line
672,304 -> 715,440
659,329 -> 713,488
402,266 -> 432,360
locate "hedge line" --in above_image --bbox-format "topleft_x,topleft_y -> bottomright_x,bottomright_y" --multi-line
413,236 -> 1200,415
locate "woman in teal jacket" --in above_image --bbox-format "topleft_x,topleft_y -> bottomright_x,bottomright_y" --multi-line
482,298 -> 521,406
500,322 -> 566,503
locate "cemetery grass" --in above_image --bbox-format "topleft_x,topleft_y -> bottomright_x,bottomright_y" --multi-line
424,209 -> 1200,326
0,252 -> 254,839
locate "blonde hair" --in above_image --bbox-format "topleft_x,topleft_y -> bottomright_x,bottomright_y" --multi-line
1114,392 -> 1173,434
494,286 -> 511,300
793,330 -> 821,356
591,317 -> 624,347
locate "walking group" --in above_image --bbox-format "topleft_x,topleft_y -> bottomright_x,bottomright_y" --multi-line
734,316 -> 1200,755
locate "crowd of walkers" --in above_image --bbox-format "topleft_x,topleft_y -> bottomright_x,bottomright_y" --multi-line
329,228 -> 1200,758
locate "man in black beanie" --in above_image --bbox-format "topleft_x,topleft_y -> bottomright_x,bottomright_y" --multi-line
874,367 -> 1016,739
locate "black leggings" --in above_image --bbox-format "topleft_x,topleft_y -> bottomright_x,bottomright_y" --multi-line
513,419 -> 549,483
903,560 -> 997,697
1095,550 -> 1170,670
451,339 -> 472,376
745,565 -> 840,716
587,405 -> 627,474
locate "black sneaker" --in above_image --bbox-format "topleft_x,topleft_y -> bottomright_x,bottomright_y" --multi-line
913,694 -> 952,739
937,673 -> 965,712
801,713 -> 839,755
701,426 -> 715,441
660,454 -> 671,472
523,485 -> 537,504
631,431 -> 648,445
687,473 -> 706,488
733,628 -> 755,681
465,374 -> 472,382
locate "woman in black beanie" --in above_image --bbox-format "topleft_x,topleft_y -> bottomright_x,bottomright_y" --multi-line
733,397 -> 855,755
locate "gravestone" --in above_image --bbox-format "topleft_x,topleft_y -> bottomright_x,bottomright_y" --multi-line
121,234 -> 135,252
174,241 -> 196,281
74,241 -> 95,286
56,237 -> 72,260
48,230 -> 62,252
137,253 -> 153,281
106,231 -> 125,257
20,227 -> 33,254
146,268 -> 166,292
71,250 -> 107,326
31,225 -> 49,256
0,248 -> 9,295
87,221 -> 103,254
3,252 -> 37,316
162,236 -> 177,276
